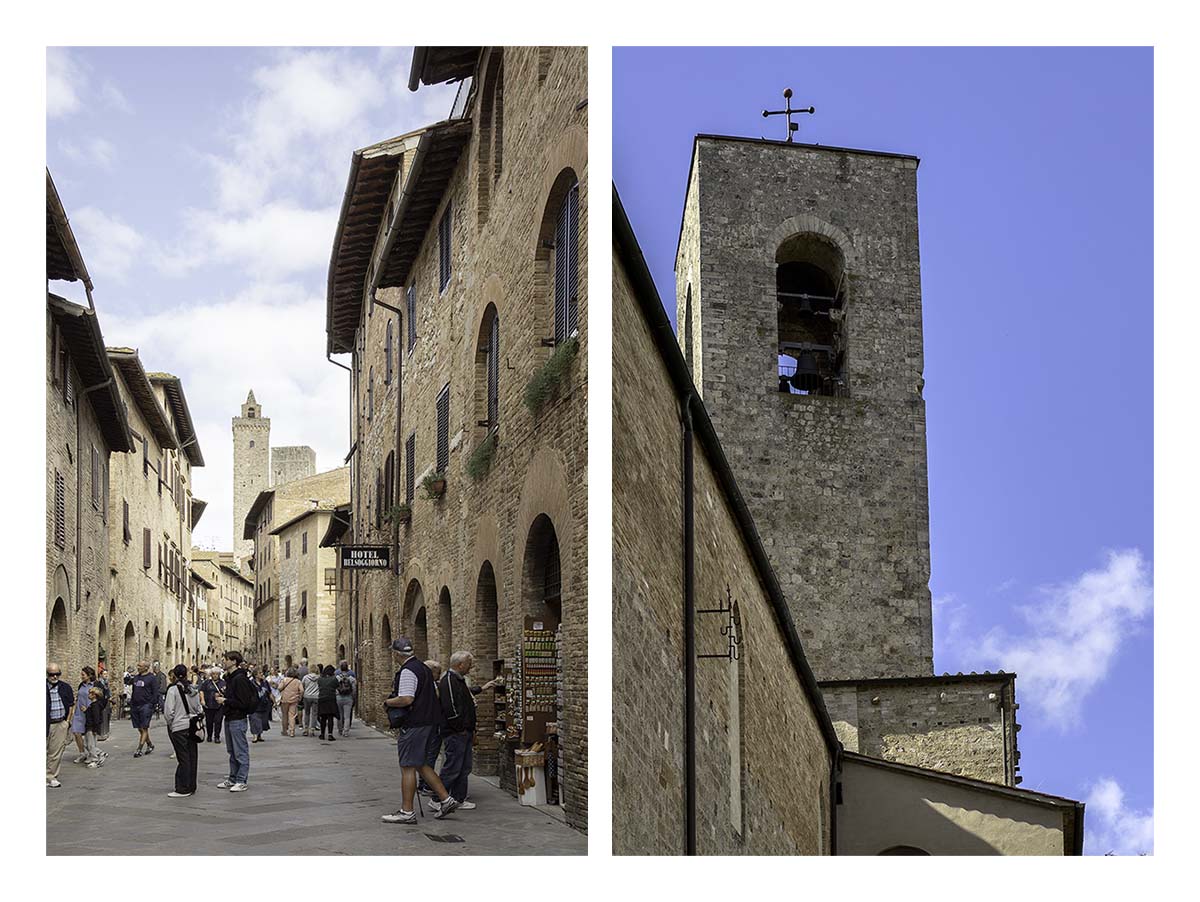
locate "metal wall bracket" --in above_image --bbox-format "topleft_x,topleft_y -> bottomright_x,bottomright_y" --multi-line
697,585 -> 741,661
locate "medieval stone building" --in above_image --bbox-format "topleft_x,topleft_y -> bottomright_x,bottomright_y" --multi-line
324,46 -> 588,830
613,124 -> 1084,854
191,550 -> 255,661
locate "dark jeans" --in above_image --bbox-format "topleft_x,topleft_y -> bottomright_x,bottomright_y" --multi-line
168,728 -> 199,794
439,731 -> 473,801
224,717 -> 249,784
318,713 -> 336,737
204,707 -> 224,741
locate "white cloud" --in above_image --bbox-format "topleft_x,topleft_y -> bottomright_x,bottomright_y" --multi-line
1085,777 -> 1153,855
59,136 -> 117,168
70,206 -> 146,282
976,549 -> 1152,727
47,48 -> 84,118
181,202 -> 340,278
104,284 -> 350,552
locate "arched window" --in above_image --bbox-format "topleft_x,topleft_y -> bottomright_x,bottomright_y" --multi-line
438,587 -> 453,665
775,232 -> 846,396
475,304 -> 500,432
48,598 -> 68,665
414,606 -> 429,660
536,169 -> 581,347
474,561 -> 500,770
477,50 -> 504,225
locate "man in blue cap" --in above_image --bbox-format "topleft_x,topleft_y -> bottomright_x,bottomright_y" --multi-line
381,636 -> 460,824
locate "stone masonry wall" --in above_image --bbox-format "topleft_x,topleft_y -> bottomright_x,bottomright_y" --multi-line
275,510 -> 338,667
822,676 -> 1018,785
232,406 -> 270,562
271,445 -> 316,488
46,311 -> 113,678
346,47 -> 588,830
614,247 -> 832,855
679,137 -> 933,682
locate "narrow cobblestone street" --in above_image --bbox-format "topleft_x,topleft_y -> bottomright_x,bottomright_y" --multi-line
47,716 -> 584,855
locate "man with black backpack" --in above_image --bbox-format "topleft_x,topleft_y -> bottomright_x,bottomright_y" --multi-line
381,637 -> 460,825
214,651 -> 256,792
335,660 -> 356,737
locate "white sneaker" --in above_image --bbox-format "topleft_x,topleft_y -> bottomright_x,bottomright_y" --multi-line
229,783 -> 248,792
86,760 -> 102,769
73,754 -> 88,764
381,809 -> 417,824
434,796 -> 460,819
47,779 -> 61,788
216,779 -> 234,789
458,800 -> 477,810
167,791 -> 192,798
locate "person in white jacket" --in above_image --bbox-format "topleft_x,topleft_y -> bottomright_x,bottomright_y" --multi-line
163,664 -> 203,797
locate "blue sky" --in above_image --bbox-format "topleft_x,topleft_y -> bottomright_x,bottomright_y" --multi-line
615,46 -> 1153,855
47,47 -> 455,552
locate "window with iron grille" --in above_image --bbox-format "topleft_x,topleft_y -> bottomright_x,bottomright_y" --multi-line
143,528 -> 151,569
91,445 -> 100,509
53,470 -> 66,549
122,499 -> 130,544
436,383 -> 450,473
405,433 -> 415,505
302,531 -> 308,554
325,568 -> 337,591
553,181 -> 581,343
438,202 -> 453,292
406,285 -> 416,352
385,320 -> 393,384
285,539 -> 291,559
487,314 -> 500,428
285,593 -> 290,623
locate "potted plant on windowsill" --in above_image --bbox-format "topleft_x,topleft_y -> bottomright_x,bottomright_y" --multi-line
422,470 -> 447,500
383,502 -> 412,525
523,334 -> 579,415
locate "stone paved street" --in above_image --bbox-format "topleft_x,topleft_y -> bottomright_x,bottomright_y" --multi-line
47,716 -> 584,855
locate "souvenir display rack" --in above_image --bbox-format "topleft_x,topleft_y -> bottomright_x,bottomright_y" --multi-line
521,613 -> 559,743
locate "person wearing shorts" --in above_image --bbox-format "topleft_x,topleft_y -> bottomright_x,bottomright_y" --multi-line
125,662 -> 158,757
380,637 -> 459,825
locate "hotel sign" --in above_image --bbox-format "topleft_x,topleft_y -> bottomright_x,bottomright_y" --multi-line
339,545 -> 391,570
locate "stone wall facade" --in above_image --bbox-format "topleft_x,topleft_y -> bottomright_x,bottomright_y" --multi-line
677,137 -> 933,683
273,509 -> 339,667
271,445 -> 316,488
191,551 -> 254,660
332,46 -> 588,830
821,675 -> 1017,785
106,360 -> 198,674
232,392 -> 270,562
613,241 -> 833,855
46,312 -> 114,677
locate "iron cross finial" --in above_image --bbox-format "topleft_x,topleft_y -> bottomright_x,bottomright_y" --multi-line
762,88 -> 815,143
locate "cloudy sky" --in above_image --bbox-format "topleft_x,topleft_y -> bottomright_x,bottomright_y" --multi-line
615,46 -> 1153,855
47,47 -> 455,551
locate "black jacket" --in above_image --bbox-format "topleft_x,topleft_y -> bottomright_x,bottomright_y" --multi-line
84,696 -> 108,733
438,669 -> 479,734
221,667 -> 257,720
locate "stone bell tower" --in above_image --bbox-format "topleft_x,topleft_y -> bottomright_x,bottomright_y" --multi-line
232,391 -> 270,561
676,133 -> 932,683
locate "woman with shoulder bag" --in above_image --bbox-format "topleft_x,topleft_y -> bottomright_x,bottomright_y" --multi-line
163,664 -> 204,797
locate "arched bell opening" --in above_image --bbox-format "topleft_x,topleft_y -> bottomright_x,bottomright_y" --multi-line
775,232 -> 847,396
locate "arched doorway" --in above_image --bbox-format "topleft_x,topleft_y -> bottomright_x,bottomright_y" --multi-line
152,626 -> 161,663
437,587 -> 452,665
879,846 -> 930,855
414,607 -> 428,660
48,598 -> 69,666
475,561 -> 499,773
97,614 -> 108,669
123,622 -> 136,672
381,615 -> 392,646
165,631 -> 173,665
521,513 -> 565,807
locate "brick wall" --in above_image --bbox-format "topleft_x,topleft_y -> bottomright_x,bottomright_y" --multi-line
343,46 -> 589,830
613,246 -> 832,855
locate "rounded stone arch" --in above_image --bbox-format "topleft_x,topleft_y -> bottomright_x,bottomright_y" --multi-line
468,299 -> 502,437
165,631 -> 173,664
767,212 -> 856,269
514,446 -> 575,620
152,626 -> 161,663
123,621 -> 136,671
381,615 -> 392,646
48,597 -> 69,666
878,846 -> 930,856
402,576 -> 429,661
533,165 -> 584,344
470,510 -> 503,646
96,614 -> 108,666
475,47 -> 505,224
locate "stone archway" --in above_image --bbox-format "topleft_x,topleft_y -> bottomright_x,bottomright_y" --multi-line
437,587 -> 452,666
48,597 -> 69,666
474,561 -> 500,773
123,621 -> 136,673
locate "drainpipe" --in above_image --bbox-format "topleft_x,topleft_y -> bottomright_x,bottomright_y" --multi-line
680,392 -> 696,856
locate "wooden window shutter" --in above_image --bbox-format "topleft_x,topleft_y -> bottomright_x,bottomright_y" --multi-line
375,469 -> 383,529
143,437 -> 149,477
91,445 -> 100,508
63,350 -> 74,407
143,527 -> 151,569
54,470 -> 66,549
302,531 -> 308,554
439,202 -> 452,291
436,384 -> 450,473
367,368 -> 373,421
123,499 -> 130,544
567,181 -> 580,334
405,433 -> 415,505
406,285 -> 417,351
488,314 -> 500,428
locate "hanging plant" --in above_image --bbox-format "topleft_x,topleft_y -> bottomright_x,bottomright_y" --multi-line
524,336 -> 579,415
382,502 -> 411,524
422,470 -> 447,500
465,433 -> 497,482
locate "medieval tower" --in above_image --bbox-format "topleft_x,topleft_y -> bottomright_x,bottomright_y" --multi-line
678,131 -> 1020,786
232,390 -> 270,561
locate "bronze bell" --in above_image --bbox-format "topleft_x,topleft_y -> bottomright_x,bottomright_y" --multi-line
791,349 -> 823,392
